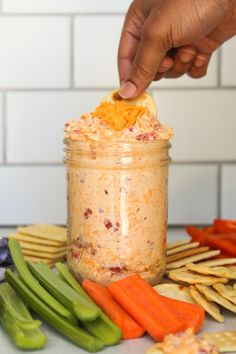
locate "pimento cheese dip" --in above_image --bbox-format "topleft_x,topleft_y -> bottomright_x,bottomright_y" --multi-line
64,95 -> 173,285
157,328 -> 219,354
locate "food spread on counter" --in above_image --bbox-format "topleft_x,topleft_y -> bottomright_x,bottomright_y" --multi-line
64,90 -> 173,285
0,221 -> 235,353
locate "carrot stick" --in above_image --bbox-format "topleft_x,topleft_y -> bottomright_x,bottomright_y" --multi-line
160,296 -> 205,333
82,279 -> 145,340
108,274 -> 185,341
214,219 -> 236,233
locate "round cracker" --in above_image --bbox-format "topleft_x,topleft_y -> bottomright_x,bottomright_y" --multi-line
102,90 -> 157,117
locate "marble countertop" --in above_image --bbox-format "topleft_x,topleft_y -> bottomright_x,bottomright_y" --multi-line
0,227 -> 235,354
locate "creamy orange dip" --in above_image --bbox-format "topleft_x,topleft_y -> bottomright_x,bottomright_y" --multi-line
64,95 -> 172,285
159,328 -> 219,354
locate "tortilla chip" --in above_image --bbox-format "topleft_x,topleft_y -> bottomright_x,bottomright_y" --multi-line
166,239 -> 191,250
14,240 -> 68,254
166,250 -> 221,270
189,285 -> 224,323
168,269 -> 228,286
166,242 -> 200,256
102,90 -> 157,118
154,283 -> 195,304
186,263 -> 236,280
167,247 -> 209,264
213,283 -> 236,305
8,232 -> 66,246
202,331 -> 236,352
18,224 -> 67,242
196,284 -> 236,313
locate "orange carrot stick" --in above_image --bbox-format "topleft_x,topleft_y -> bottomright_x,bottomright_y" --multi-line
82,279 -> 145,339
160,296 -> 205,333
108,274 -> 185,341
214,219 -> 236,233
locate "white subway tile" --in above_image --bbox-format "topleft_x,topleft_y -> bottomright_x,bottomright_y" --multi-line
221,37 -> 236,86
0,166 -> 66,225
151,52 -> 218,88
0,17 -> 70,88
221,165 -> 236,219
2,0 -> 132,13
0,94 -> 3,163
7,91 -> 107,163
74,16 -> 124,88
168,165 -> 218,225
153,90 -> 236,161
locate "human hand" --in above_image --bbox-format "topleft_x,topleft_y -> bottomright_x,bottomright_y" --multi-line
118,0 -> 236,98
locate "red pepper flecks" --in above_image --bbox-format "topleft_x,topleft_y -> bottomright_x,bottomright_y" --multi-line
104,218 -> 113,229
114,222 -> 120,232
109,266 -> 122,273
84,208 -> 93,219
104,189 -> 109,195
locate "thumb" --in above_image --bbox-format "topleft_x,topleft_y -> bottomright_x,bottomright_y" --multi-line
119,22 -> 168,99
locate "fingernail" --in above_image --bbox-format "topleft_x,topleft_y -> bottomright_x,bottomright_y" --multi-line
194,56 -> 206,68
180,50 -> 195,64
158,65 -> 171,74
119,81 -> 137,99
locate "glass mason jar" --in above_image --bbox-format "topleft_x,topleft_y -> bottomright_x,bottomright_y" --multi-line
64,139 -> 171,286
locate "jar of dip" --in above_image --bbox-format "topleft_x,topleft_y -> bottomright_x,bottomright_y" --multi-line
64,138 -> 171,286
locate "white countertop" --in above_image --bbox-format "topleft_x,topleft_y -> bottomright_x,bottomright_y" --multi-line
0,228 -> 235,354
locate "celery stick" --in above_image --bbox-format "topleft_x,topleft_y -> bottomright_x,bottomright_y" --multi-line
28,261 -> 100,321
0,282 -> 46,350
8,239 -> 73,320
56,263 -> 121,346
5,269 -> 104,352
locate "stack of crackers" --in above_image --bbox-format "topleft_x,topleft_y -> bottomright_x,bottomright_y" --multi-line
158,238 -> 236,324
8,224 -> 68,267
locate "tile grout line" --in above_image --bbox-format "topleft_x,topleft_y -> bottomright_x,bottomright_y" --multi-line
69,15 -> 74,89
217,163 -> 222,218
2,92 -> 7,163
0,86 -> 236,92
217,48 -> 222,88
0,12 -> 126,17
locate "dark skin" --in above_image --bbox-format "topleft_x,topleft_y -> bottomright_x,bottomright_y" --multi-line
118,0 -> 236,98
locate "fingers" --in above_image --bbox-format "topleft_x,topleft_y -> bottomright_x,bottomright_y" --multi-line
188,53 -> 212,78
119,21 -> 168,98
162,46 -> 197,78
118,2 -> 144,84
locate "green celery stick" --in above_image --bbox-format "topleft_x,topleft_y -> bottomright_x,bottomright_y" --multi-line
5,269 -> 104,353
56,263 -> 121,346
8,239 -> 74,320
0,282 -> 46,350
28,261 -> 100,321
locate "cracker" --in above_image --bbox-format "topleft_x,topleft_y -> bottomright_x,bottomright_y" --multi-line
8,232 -> 66,246
18,224 -> 67,242
234,283 -> 236,291
24,255 -> 58,266
22,249 -> 67,260
202,331 -> 236,352
102,90 -> 157,118
196,258 -> 236,267
166,250 -> 221,270
166,239 -> 191,250
167,247 -> 209,264
213,283 -> 236,305
154,283 -> 195,304
166,242 -> 200,256
168,269 -> 228,286
145,343 -> 163,354
186,263 -> 236,279
15,240 -> 68,254
196,284 -> 236,313
189,285 -> 224,323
